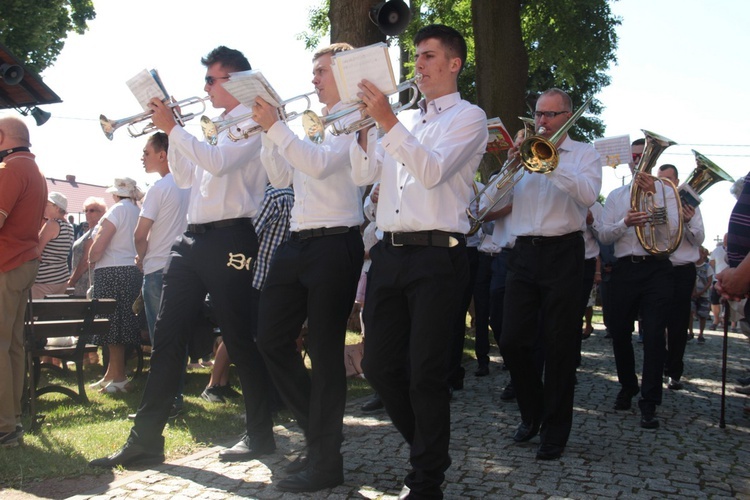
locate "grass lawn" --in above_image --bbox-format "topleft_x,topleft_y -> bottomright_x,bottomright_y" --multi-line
0,323 -> 488,490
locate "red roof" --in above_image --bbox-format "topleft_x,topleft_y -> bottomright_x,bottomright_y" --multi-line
46,175 -> 114,224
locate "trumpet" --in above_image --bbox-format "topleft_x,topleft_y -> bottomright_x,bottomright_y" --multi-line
200,92 -> 315,145
300,76 -> 421,144
466,97 -> 593,236
100,96 -> 209,140
630,129 -> 683,256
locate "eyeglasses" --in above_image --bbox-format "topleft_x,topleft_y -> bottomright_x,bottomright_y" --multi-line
632,153 -> 643,162
533,110 -> 570,119
204,75 -> 230,86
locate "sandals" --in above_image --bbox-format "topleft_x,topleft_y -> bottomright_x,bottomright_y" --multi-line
90,377 -> 113,389
100,380 -> 130,394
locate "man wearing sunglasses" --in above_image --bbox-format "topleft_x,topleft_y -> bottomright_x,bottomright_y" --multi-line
90,46 -> 275,468
499,88 -> 602,461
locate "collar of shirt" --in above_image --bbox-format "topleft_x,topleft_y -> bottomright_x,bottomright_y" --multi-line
417,92 -> 462,116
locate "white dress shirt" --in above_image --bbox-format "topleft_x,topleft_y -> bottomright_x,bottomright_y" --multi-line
597,182 -> 680,258
510,136 -> 601,237
670,205 -> 705,265
350,92 -> 487,234
168,104 -> 268,224
260,100 -> 363,231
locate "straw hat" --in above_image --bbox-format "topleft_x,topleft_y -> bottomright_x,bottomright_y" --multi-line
106,177 -> 144,201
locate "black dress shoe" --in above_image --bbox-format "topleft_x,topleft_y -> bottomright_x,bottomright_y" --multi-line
218,434 -> 275,461
89,440 -> 165,468
275,468 -> 344,492
361,394 -> 385,413
474,365 -> 490,377
500,383 -> 516,401
737,376 -> 750,386
536,443 -> 564,460
512,421 -> 539,442
667,377 -> 684,391
613,386 -> 640,410
284,454 -> 308,474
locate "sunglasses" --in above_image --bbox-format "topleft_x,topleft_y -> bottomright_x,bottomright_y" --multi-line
204,75 -> 230,86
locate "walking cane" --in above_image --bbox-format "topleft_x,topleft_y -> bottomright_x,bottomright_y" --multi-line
719,299 -> 730,429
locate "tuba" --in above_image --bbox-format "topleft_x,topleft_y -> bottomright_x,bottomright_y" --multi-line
629,130 -> 683,256
466,97 -> 593,236
678,150 -> 735,207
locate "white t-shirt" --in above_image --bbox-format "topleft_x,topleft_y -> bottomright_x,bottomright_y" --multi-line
140,173 -> 190,274
97,199 -> 140,269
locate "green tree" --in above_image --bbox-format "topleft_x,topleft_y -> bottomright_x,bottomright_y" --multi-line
0,0 -> 96,74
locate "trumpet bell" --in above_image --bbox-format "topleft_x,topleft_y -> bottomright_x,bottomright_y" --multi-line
301,110 -> 326,145
100,114 -> 118,141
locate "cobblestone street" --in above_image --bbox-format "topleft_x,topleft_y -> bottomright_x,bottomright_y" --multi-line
10,324 -> 750,499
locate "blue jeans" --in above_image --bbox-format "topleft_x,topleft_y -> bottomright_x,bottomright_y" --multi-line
143,270 -> 164,346
143,269 -> 185,407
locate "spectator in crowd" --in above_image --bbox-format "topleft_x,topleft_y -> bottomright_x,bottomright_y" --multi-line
691,246 -> 713,343
68,197 -> 106,297
88,177 -> 144,394
0,116 -> 47,448
31,192 -> 74,299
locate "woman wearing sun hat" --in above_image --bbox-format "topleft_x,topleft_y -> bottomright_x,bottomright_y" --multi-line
88,177 -> 144,394
31,191 -> 74,299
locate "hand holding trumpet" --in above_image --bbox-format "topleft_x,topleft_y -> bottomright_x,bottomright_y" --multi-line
148,97 -> 178,134
252,97 -> 278,132
357,79 -> 399,133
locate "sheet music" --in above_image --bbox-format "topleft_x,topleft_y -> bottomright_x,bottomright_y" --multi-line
126,69 -> 169,111
593,134 -> 632,167
331,43 -> 397,103
221,70 -> 282,108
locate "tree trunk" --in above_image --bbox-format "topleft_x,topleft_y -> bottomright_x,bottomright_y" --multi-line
472,0 -> 528,140
329,0 -> 385,47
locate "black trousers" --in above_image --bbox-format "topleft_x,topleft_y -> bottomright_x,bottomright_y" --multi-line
575,257 -> 598,367
499,234 -> 584,448
257,229 -> 363,475
132,225 -> 274,449
362,240 -> 468,498
473,251 -> 494,368
608,258 -> 673,407
665,263 -> 696,381
447,246 -> 479,384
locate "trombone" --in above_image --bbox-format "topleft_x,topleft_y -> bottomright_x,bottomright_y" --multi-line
300,76 -> 421,144
200,92 -> 315,145
100,96 -> 209,140
466,97 -> 593,235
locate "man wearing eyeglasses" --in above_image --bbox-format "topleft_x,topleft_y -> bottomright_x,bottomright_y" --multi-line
498,88 -> 601,461
597,138 -> 679,431
90,46 -> 275,468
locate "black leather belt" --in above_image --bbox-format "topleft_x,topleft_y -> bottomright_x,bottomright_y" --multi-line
618,255 -> 666,264
516,231 -> 582,246
186,218 -> 253,234
383,231 -> 465,248
290,226 -> 357,240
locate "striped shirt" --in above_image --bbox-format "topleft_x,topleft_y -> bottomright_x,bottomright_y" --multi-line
36,219 -> 73,284
727,172 -> 750,267
252,185 -> 294,290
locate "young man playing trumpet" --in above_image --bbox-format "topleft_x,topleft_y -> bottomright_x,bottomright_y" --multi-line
351,24 -> 487,498
90,46 -> 275,468
252,43 -> 364,493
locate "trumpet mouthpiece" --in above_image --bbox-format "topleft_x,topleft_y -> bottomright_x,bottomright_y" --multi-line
414,73 -> 423,84
537,126 -> 547,135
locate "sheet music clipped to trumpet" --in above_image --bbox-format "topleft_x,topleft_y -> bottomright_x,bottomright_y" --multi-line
331,42 -> 397,104
221,70 -> 283,108
126,69 -> 170,112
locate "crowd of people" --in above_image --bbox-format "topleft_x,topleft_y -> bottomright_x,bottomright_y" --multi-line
1,22 -> 748,499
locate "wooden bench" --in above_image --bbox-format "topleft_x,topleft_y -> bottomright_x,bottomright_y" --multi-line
24,298 -> 116,431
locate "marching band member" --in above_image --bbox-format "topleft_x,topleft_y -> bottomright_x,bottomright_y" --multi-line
90,46 -> 274,468
597,140 -> 679,430
252,43 -> 364,493
499,88 -> 601,460
658,165 -> 704,391
351,24 -> 487,498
